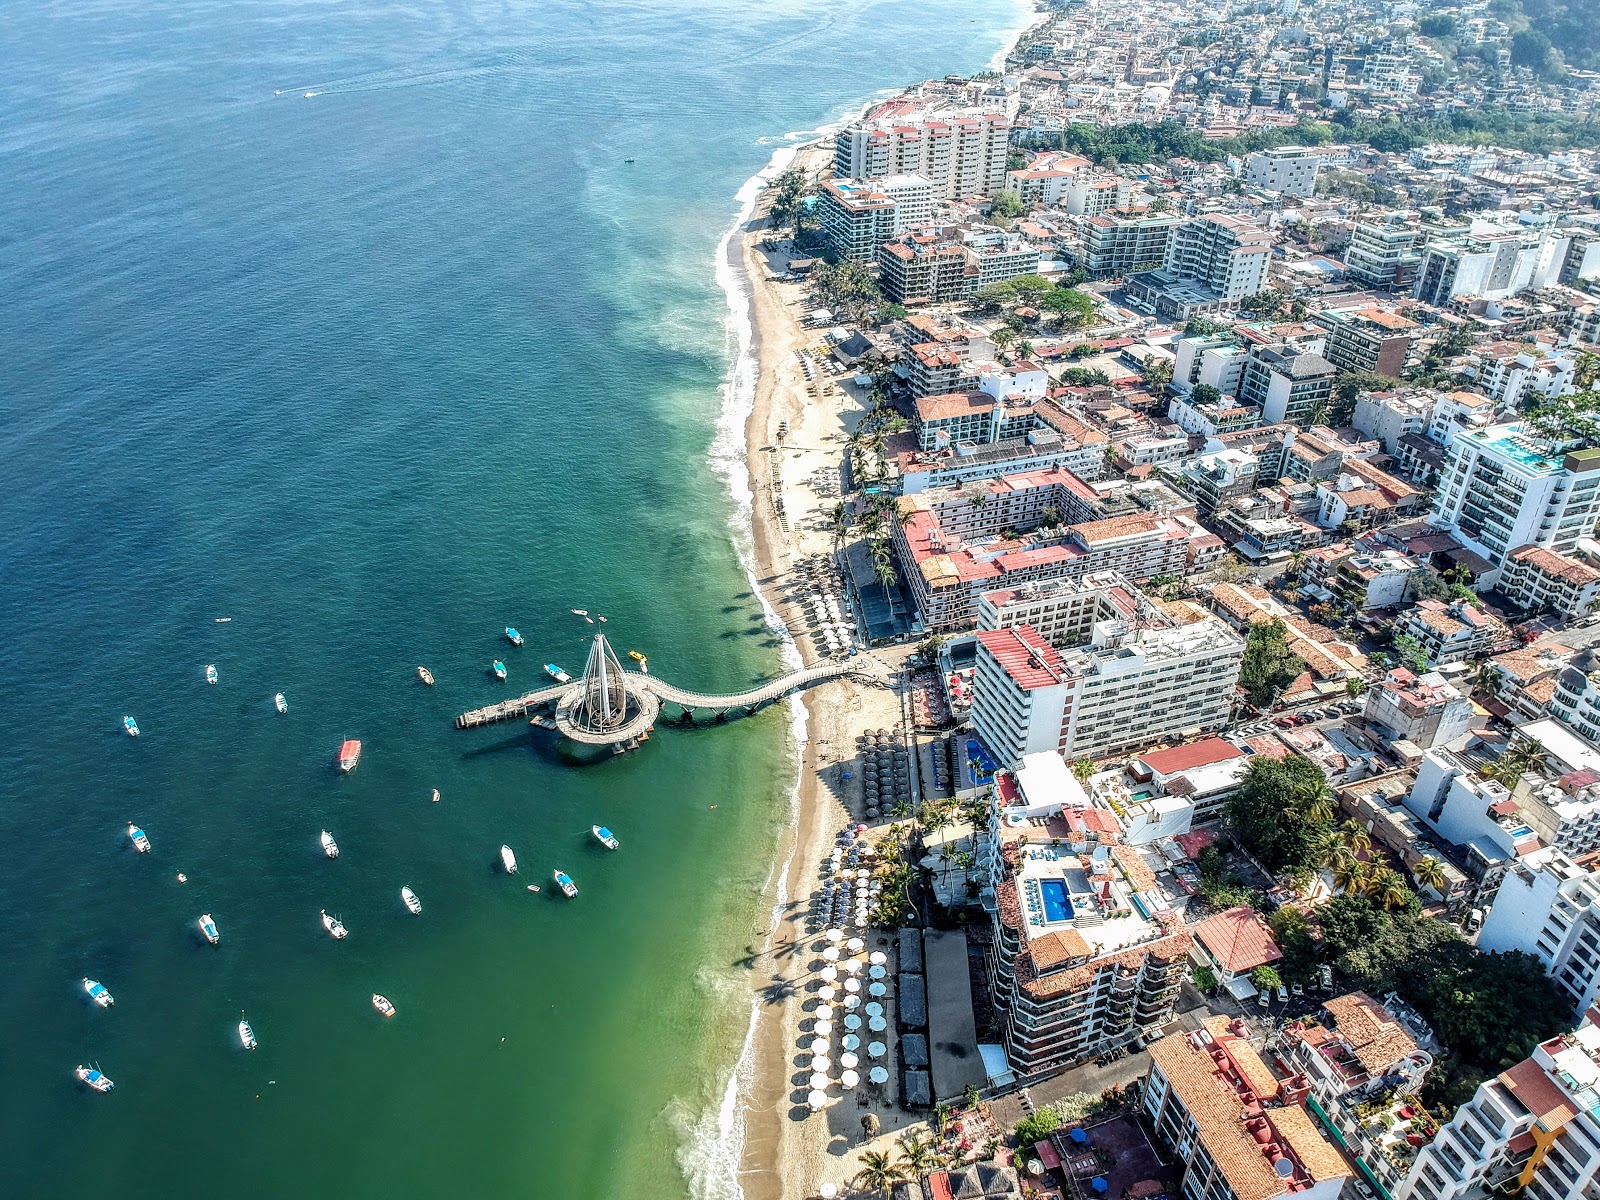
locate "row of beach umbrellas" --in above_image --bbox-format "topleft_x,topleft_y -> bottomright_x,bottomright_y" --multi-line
804,931 -> 894,1110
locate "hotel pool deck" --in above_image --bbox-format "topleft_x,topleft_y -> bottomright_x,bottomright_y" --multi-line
1014,846 -> 1168,954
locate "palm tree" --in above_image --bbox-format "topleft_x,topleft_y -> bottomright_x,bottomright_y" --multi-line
1309,828 -> 1344,868
1300,791 -> 1335,827
896,1132 -> 937,1177
1285,550 -> 1308,580
990,327 -> 1016,352
1331,857 -> 1366,895
1340,820 -> 1372,860
1072,756 -> 1096,785
1472,660 -> 1501,701
852,1149 -> 907,1199
1369,868 -> 1413,912
1411,855 -> 1446,897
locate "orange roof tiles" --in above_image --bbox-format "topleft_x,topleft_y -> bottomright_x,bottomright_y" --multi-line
1193,906 -> 1282,974
1320,992 -> 1418,1075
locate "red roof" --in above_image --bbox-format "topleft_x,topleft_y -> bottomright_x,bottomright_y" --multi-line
976,626 -> 1064,690
1194,906 -> 1282,974
1137,737 -> 1245,777
1174,830 -> 1218,860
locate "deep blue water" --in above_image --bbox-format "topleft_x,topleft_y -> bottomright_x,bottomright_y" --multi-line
0,1 -> 1029,1196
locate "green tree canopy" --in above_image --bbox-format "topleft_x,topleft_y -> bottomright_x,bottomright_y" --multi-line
1189,382 -> 1223,406
1239,619 -> 1306,709
990,189 -> 1024,219
1041,286 -> 1096,328
1224,754 -> 1332,873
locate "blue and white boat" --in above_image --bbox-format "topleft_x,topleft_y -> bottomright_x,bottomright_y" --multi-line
505,627 -> 524,646
592,825 -> 619,851
82,978 -> 114,1008
238,1012 -> 257,1051
205,663 -> 218,686
123,715 -> 139,738
127,822 -> 151,853
75,1065 -> 114,1093
274,692 -> 288,714
545,663 -> 570,683
198,913 -> 220,945
401,885 -> 422,915
491,660 -> 507,681
552,870 -> 578,899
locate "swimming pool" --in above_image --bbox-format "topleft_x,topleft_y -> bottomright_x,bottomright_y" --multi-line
1039,879 -> 1074,923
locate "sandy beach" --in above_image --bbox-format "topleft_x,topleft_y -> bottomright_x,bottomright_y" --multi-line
730,142 -> 927,1200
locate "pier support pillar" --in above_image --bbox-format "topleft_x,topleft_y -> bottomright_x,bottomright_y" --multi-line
679,709 -> 696,724
714,710 -> 729,723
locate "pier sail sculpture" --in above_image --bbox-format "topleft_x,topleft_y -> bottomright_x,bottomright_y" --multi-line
554,633 -> 660,744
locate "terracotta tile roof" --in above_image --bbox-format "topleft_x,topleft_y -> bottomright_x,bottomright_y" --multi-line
1069,514 -> 1162,546
1137,738 -> 1246,777
975,625 -> 1065,690
916,390 -> 994,423
1509,544 -> 1600,586
1321,992 -> 1418,1075
1148,1018 -> 1348,1200
1030,928 -> 1093,969
1499,1058 -> 1577,1130
1193,906 -> 1282,974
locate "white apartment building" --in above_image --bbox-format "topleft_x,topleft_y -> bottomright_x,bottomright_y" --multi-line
1396,1020 -> 1600,1200
971,605 -> 1244,764
1413,220 -> 1571,306
1480,848 -> 1600,1018
1468,346 -> 1579,411
1238,344 -> 1337,429
1346,213 -> 1424,290
834,109 -> 1010,199
1164,214 -> 1272,300
976,570 -> 1148,647
1552,651 -> 1600,744
1352,388 -> 1433,454
1245,145 -> 1322,198
1501,545 -> 1600,619
816,175 -> 935,262
1430,422 -> 1600,579
1391,599 -> 1506,667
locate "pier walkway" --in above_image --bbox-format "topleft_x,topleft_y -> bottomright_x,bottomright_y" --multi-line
454,660 -> 857,735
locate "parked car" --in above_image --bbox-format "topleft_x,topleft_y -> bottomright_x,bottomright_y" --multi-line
1277,986 -> 1289,1004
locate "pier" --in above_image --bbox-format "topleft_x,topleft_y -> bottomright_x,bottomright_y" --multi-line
455,633 -> 857,744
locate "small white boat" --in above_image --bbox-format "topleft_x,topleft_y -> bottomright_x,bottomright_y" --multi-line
401,886 -> 422,915
198,913 -> 220,945
83,978 -> 114,1008
544,663 -> 571,683
76,1065 -> 114,1093
274,692 -> 288,714
239,1012 -> 257,1051
417,665 -> 435,686
592,825 -> 619,851
431,788 -> 440,804
320,830 -> 339,859
372,993 -> 396,1018
500,845 -> 518,874
553,870 -> 578,899
321,909 -> 348,940
205,664 -> 218,686
123,715 -> 140,738
213,617 -> 232,623
127,822 -> 151,853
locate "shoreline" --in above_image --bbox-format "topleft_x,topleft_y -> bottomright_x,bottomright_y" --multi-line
717,5 -> 1046,1196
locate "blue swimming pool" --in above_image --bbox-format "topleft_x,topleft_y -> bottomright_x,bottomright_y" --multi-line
1040,879 -> 1074,923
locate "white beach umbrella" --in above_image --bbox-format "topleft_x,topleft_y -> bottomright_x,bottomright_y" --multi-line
868,951 -> 887,965
819,965 -> 838,982
807,1089 -> 827,1111
809,1072 -> 829,1092
864,1002 -> 884,1018
868,1041 -> 886,1058
844,994 -> 861,1011
869,964 -> 886,980
868,981 -> 887,997
825,927 -> 843,942
820,1185 -> 838,1199
843,959 -> 864,976
839,1052 -> 859,1070
842,1034 -> 860,1052
822,946 -> 840,962
855,871 -> 869,881
840,1069 -> 860,1088
810,1054 -> 831,1073
868,1015 -> 887,1032
843,977 -> 861,994
814,1018 -> 834,1037
869,1066 -> 889,1085
818,985 -> 836,1002
809,1037 -> 830,1055
847,937 -> 865,951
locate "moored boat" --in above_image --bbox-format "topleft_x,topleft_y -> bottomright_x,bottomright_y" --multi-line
238,1012 -> 257,1051
198,913 -> 220,945
320,909 -> 348,940
75,1065 -> 114,1093
274,692 -> 288,714
628,650 -> 648,673
123,715 -> 139,738
417,665 -> 435,686
431,788 -> 440,804
491,659 -> 507,680
553,870 -> 578,898
500,845 -> 518,874
592,825 -> 619,851
505,626 -> 524,646
337,739 -> 361,772
401,885 -> 422,914
127,822 -> 151,853
544,663 -> 571,683
82,978 -> 114,1008
372,993 -> 396,1018
320,830 -> 339,859
205,663 -> 218,686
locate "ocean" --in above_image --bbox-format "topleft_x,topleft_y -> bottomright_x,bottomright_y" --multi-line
0,0 -> 1031,1196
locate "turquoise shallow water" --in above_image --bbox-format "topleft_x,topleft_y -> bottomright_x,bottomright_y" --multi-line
0,1 -> 1028,1195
